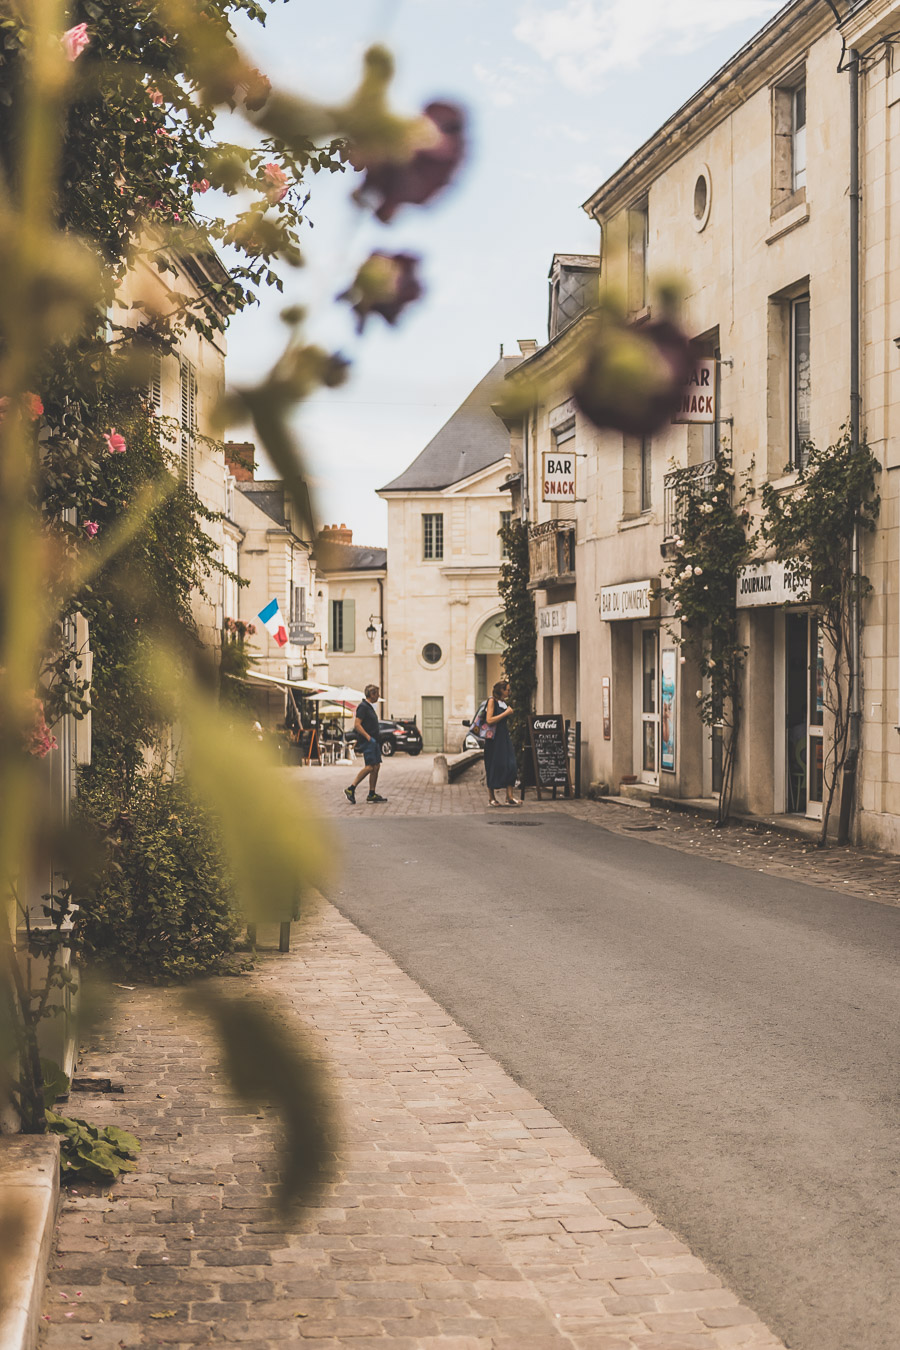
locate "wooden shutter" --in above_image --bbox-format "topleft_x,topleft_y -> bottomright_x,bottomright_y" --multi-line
180,359 -> 196,488
149,354 -> 162,412
342,598 -> 355,652
328,600 -> 335,651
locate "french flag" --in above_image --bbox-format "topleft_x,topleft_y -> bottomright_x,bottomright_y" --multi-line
258,597 -> 288,648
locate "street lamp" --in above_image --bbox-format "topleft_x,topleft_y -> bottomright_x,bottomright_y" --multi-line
366,618 -> 377,643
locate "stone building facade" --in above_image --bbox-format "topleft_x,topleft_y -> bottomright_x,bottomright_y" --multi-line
379,356 -> 521,751
314,524 -> 386,698
507,0 -> 900,849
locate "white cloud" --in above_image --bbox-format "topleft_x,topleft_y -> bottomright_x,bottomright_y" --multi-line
473,57 -> 545,108
514,0 -> 783,92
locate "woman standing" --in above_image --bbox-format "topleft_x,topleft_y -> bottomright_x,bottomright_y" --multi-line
484,679 -> 520,807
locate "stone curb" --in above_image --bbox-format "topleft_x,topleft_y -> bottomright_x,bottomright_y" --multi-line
0,1135 -> 60,1350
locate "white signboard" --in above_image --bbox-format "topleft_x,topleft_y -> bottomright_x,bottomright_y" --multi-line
542,450 -> 576,502
736,560 -> 809,608
600,579 -> 656,621
538,601 -> 578,637
671,358 -> 716,424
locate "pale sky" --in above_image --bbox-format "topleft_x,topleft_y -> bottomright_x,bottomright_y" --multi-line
226,0 -> 787,547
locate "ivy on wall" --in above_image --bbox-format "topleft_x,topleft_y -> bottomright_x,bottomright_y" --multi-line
498,517 -> 536,770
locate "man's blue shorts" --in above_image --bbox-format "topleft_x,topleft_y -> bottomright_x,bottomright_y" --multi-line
362,738 -> 382,766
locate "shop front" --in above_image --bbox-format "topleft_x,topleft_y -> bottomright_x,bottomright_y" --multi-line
736,559 -> 821,820
600,579 -> 662,787
537,600 -> 578,726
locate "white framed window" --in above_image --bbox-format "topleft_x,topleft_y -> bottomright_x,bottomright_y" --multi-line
790,296 -> 811,468
640,437 -> 652,513
500,510 -> 512,558
792,83 -> 807,192
423,512 -> 444,561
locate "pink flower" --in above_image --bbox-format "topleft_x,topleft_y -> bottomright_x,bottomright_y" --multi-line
351,101 -> 466,223
23,392 -> 43,420
147,86 -> 164,106
262,162 -> 288,204
84,521 -> 99,537
155,127 -> 170,138
105,429 -> 126,454
340,252 -> 423,333
25,698 -> 57,758
192,179 -> 210,194
63,23 -> 89,61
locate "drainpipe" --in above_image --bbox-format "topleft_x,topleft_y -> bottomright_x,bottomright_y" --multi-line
837,43 -> 861,845
376,574 -> 385,704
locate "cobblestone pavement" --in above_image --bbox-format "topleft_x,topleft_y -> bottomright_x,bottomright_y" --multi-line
43,905 -> 784,1350
300,755 -> 900,906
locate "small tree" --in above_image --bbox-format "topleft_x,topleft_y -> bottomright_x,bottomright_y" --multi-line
498,518 -> 536,770
662,455 -> 755,825
761,429 -> 880,844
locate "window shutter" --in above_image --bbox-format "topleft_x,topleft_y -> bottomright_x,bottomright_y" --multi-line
149,354 -> 162,412
180,359 -> 196,488
328,600 -> 335,651
342,599 -> 355,652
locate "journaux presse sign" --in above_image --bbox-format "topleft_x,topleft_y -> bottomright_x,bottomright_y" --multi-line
542,450 -> 576,502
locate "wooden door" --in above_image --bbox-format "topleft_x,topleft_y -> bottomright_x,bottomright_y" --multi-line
421,696 -> 444,752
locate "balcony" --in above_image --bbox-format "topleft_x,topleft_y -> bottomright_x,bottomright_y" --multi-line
528,519 -> 576,588
663,461 -> 720,544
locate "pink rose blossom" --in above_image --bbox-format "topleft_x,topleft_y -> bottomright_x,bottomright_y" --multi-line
23,392 -> 43,420
192,179 -> 211,194
63,23 -> 89,61
84,521 -> 99,537
147,86 -> 164,106
105,429 -> 126,454
262,162 -> 288,204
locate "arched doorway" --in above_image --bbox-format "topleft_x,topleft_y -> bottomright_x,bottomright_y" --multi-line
475,613 -> 505,704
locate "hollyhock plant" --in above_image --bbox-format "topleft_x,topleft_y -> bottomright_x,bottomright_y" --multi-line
62,22 -> 89,61
571,313 -> 694,437
262,162 -> 289,204
351,101 -> 466,223
105,429 -> 126,454
340,252 -> 423,332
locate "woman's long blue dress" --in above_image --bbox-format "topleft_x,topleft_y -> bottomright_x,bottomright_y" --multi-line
484,699 -> 518,790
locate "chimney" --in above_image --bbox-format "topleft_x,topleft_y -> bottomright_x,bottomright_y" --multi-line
225,441 -> 256,481
517,338 -> 538,357
318,522 -> 353,546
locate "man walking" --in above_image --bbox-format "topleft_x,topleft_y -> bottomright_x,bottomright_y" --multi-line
344,685 -> 388,804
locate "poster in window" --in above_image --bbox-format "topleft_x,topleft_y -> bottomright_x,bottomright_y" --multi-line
660,648 -> 676,772
602,676 -> 611,740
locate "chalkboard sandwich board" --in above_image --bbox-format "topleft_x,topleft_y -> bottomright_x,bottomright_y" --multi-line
528,714 -> 569,799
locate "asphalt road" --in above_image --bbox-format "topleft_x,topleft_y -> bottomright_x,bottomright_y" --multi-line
322,809 -> 900,1350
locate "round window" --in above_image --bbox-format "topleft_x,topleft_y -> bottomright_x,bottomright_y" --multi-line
422,643 -> 442,665
693,165 -> 711,232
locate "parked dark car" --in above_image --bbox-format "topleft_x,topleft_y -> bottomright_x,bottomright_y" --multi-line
347,718 -> 423,757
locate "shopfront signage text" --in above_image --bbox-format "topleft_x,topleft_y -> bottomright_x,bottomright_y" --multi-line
538,601 -> 577,636
542,450 -> 576,502
671,358 -> 716,424
600,580 -> 656,621
736,560 -> 808,608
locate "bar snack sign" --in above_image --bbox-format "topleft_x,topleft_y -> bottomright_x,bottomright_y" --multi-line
671,358 -> 716,424
542,450 -> 576,502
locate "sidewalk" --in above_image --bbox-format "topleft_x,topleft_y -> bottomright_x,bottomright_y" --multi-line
42,901 -> 785,1350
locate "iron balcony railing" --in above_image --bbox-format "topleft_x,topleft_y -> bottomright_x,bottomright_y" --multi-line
528,518 -> 576,585
663,461 -> 720,542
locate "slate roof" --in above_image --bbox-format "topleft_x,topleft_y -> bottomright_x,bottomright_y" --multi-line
236,480 -> 286,527
379,355 -> 520,492
315,541 -> 387,573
